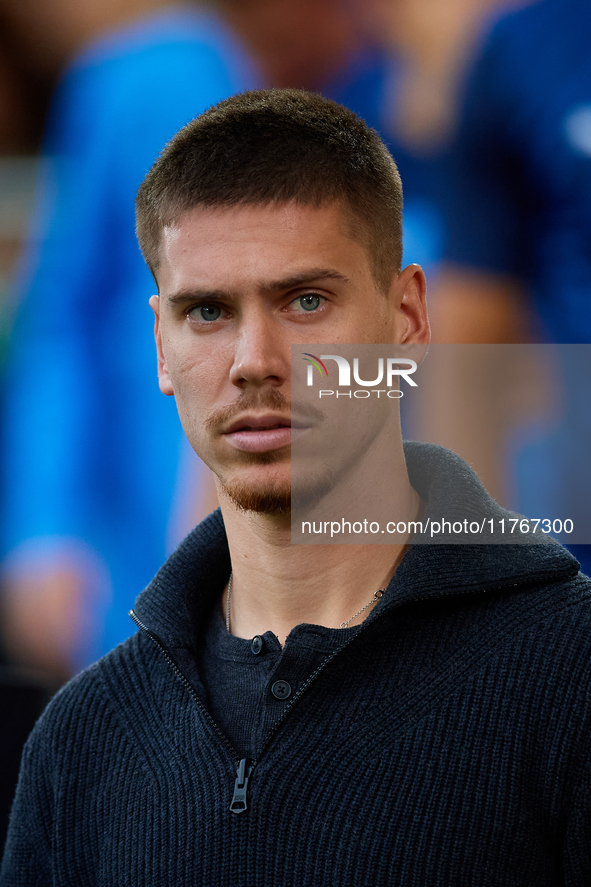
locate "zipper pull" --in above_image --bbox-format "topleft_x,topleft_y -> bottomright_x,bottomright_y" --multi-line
230,758 -> 253,814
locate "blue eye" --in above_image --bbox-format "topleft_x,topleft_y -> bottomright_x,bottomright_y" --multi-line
297,294 -> 321,311
191,305 -> 221,322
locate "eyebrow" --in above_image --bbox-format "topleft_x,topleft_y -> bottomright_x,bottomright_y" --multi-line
166,268 -> 350,305
260,269 -> 350,294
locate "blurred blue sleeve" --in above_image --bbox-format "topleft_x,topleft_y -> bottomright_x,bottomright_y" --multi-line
1,10 -> 257,556
441,12 -> 530,277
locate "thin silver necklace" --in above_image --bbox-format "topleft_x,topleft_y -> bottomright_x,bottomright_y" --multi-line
225,572 -> 385,633
339,587 -> 385,628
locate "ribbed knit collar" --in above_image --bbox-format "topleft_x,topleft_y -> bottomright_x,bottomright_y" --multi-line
133,442 -> 580,649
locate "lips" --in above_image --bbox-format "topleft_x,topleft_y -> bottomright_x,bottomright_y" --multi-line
222,414 -> 295,453
225,415 -> 291,434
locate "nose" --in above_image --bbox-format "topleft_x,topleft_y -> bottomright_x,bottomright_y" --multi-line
229,307 -> 290,390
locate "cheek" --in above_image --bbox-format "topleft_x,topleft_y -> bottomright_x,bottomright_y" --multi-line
166,359 -> 213,458
352,303 -> 397,345
161,327 -> 202,384
164,339 -> 226,415
170,357 -> 209,405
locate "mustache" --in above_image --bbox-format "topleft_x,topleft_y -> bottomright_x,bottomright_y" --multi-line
204,389 -> 325,432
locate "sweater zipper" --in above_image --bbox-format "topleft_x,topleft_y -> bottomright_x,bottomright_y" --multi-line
129,605 -> 381,805
129,568 -> 575,814
129,609 -> 254,814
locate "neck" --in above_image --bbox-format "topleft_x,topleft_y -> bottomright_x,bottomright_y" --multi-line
218,443 -> 421,645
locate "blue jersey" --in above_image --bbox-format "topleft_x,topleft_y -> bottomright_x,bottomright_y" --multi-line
2,7 -> 257,663
444,0 -> 591,343
442,0 -> 591,574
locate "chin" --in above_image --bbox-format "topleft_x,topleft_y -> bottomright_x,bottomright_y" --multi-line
221,478 -> 292,515
217,456 -> 292,515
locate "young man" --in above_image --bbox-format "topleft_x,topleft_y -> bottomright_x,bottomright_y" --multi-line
2,90 -> 591,886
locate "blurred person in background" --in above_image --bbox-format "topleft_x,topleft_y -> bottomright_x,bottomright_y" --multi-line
356,0 -> 518,148
341,0 -> 520,273
433,0 -> 591,347
0,0 -> 257,684
0,8 -> 66,851
332,0 -> 522,506
354,0 -> 591,571
421,0 -> 591,574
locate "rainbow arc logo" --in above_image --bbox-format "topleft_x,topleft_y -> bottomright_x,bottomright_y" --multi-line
302,353 -> 329,377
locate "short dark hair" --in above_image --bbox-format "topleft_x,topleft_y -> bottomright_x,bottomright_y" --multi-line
136,89 -> 403,291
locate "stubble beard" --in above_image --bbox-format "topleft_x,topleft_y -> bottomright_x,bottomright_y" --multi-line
220,450 -> 293,516
219,452 -> 339,517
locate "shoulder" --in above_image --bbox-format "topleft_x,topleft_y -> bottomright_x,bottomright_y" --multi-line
1,632 -> 163,878
45,9 -> 256,167
479,569 -> 591,692
537,568 -> 591,635
62,8 -> 254,107
26,630 -> 157,769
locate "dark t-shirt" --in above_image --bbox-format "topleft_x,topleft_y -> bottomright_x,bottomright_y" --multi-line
196,601 -> 371,758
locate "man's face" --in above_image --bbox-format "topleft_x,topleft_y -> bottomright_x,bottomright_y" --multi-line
151,201 -> 428,513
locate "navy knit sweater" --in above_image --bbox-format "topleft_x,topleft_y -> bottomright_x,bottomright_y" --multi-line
2,443 -> 591,886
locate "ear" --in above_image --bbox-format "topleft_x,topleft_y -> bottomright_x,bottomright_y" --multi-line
149,295 -> 175,396
393,264 -> 430,346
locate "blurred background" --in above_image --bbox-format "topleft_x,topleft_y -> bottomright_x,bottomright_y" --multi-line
0,0 -> 590,847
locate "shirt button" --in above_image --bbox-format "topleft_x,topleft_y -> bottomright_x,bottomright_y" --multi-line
271,680 -> 292,700
251,636 -> 264,655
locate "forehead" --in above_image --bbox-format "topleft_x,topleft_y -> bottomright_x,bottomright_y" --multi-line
155,202 -> 375,294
